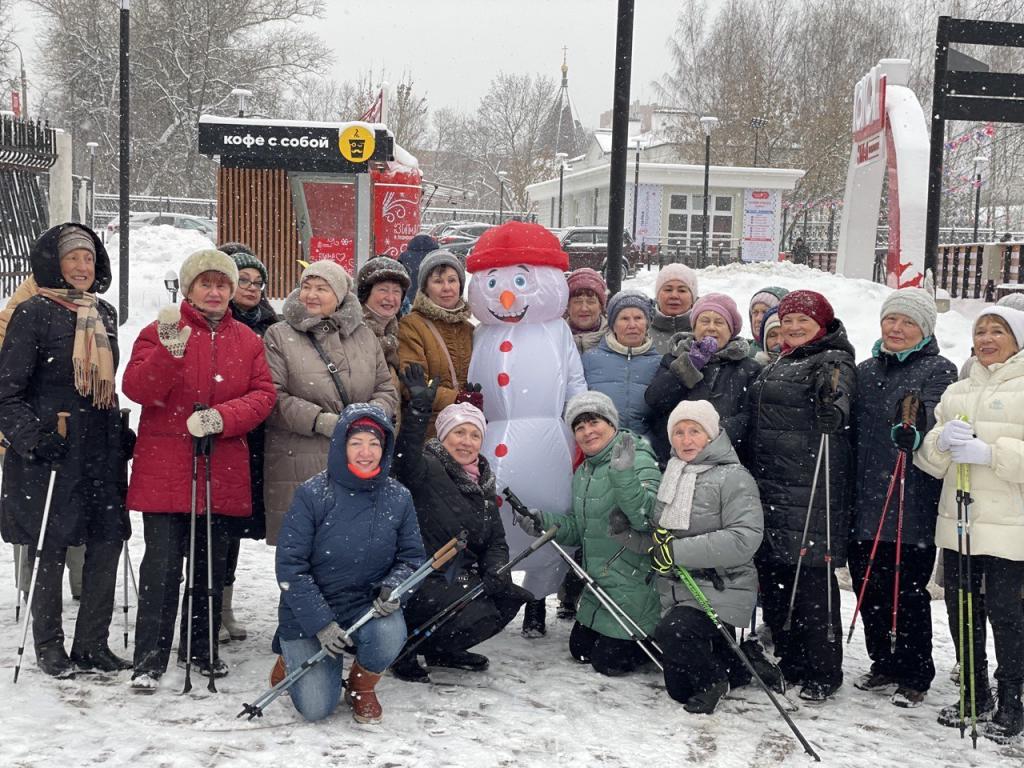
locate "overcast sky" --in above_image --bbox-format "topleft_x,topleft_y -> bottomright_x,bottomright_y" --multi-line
318,1 -> 686,127
11,1 -> 688,128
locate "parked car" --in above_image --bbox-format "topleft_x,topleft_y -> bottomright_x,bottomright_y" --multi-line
104,212 -> 217,241
436,222 -> 493,246
558,226 -> 641,278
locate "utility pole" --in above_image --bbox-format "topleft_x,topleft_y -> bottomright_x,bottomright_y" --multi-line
605,0 -> 634,295
119,1 -> 130,325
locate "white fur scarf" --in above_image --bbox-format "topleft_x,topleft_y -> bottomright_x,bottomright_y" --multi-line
656,458 -> 713,531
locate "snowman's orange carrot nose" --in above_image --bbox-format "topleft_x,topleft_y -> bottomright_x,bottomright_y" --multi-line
500,290 -> 516,310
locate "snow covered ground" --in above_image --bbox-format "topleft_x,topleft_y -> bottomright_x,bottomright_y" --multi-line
0,239 -> 1015,766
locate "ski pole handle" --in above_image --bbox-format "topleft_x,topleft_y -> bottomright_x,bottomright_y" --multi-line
502,487 -> 544,529
56,411 -> 70,438
901,392 -> 921,428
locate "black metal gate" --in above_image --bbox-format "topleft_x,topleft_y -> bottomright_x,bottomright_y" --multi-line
0,115 -> 57,297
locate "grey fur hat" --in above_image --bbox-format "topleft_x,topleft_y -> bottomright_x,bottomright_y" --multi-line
417,249 -> 465,293
357,256 -> 411,304
564,391 -> 619,431
180,248 -> 238,295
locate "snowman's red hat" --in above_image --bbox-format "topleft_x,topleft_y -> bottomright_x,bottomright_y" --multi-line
466,221 -> 568,273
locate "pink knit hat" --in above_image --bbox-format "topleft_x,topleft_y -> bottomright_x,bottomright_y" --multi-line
691,293 -> 743,339
655,263 -> 698,298
566,267 -> 608,311
436,402 -> 486,442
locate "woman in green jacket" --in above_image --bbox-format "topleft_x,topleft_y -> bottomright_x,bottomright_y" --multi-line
519,391 -> 661,676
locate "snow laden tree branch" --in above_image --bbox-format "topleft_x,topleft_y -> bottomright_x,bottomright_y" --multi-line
30,0 -> 329,197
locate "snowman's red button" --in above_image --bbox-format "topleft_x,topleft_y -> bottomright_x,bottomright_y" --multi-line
500,340 -> 513,352
497,373 -> 510,387
495,443 -> 508,457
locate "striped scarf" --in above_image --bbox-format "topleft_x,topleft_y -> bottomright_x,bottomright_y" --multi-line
36,287 -> 116,408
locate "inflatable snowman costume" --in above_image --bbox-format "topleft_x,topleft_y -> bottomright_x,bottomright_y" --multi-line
466,222 -> 587,599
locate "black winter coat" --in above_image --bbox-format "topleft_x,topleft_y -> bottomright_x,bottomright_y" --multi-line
223,298 -> 280,539
851,337 -> 957,548
746,321 -> 857,568
394,404 -> 510,583
0,224 -> 130,547
645,334 -> 762,465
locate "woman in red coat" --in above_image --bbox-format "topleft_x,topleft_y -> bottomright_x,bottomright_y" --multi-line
123,249 -> 275,690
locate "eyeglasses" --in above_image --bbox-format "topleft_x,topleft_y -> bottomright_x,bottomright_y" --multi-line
238,277 -> 265,290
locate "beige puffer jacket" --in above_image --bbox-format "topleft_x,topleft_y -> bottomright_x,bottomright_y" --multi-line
915,348 -> 1024,561
262,290 -> 398,544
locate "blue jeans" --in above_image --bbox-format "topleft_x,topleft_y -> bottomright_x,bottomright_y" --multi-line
279,611 -> 407,722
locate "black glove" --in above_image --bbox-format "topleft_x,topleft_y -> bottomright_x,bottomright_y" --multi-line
481,571 -> 508,597
890,423 -> 921,453
400,363 -> 439,414
121,427 -> 137,460
815,403 -> 843,435
32,431 -> 69,463
649,528 -> 676,574
607,507 -> 631,536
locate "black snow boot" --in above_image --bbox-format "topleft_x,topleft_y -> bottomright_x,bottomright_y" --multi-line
684,679 -> 729,715
522,599 -> 547,638
71,645 -> 133,672
36,644 -> 76,679
982,681 -> 1024,743
740,635 -> 784,693
937,692 -> 995,728
425,650 -> 490,672
390,654 -> 431,684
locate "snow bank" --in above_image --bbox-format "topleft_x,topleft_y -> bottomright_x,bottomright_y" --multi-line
625,261 -> 977,369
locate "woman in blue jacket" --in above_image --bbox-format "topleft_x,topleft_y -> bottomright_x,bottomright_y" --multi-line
274,403 -> 426,724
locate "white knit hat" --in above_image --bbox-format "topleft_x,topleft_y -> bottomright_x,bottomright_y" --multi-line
436,402 -> 486,443
180,248 -> 238,295
880,288 -> 937,339
667,400 -> 720,441
301,260 -> 351,305
655,262 -> 698,298
564,391 -> 619,431
977,306 -> 1024,350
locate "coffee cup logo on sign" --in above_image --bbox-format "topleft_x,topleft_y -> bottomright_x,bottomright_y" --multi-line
339,126 -> 376,163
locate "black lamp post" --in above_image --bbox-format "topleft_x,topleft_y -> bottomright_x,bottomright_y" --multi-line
86,141 -> 98,230
497,170 -> 507,224
750,116 -> 768,166
972,155 -> 988,241
632,138 -> 641,240
699,116 -> 719,265
231,87 -> 253,118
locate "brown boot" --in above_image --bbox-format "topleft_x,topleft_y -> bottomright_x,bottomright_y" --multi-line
345,661 -> 383,724
270,655 -> 286,687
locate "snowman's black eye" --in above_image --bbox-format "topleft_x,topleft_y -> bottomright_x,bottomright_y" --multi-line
514,275 -> 527,288
487,277 -> 497,289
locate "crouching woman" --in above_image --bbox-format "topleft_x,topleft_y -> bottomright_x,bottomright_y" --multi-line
643,401 -> 763,714
274,404 -> 426,723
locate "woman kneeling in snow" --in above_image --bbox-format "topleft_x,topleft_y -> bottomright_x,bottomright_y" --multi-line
518,391 -> 662,676
273,404 -> 425,723
643,401 -> 762,714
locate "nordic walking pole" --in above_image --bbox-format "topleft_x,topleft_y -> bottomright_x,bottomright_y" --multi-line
502,488 -> 664,668
822,365 -> 840,643
961,459 -> 978,749
182,404 -> 204,695
15,544 -> 24,623
955,460 -> 967,740
847,451 -> 903,643
783,433 -> 825,633
673,563 -> 821,761
202,431 -> 217,693
13,412 -> 70,683
396,523 -> 560,665
889,394 -> 920,656
238,535 -> 465,720
120,408 -> 131,649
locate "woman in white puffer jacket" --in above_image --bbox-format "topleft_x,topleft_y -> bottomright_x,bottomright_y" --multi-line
915,305 -> 1024,743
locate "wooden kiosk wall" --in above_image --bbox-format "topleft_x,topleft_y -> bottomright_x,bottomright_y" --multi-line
216,167 -> 302,299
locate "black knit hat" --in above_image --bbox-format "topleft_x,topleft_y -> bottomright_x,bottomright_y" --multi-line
357,256 -> 411,304
218,242 -> 268,287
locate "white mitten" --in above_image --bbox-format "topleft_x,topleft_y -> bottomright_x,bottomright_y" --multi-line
157,305 -> 191,359
186,409 -> 223,437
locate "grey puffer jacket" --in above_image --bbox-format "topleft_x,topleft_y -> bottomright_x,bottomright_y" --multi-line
262,290 -> 399,544
650,308 -> 692,355
655,433 -> 763,628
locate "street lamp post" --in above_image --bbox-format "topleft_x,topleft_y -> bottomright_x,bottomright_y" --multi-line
231,88 -> 253,118
0,40 -> 28,117
497,170 -> 508,224
750,117 -> 768,166
972,155 -> 988,242
555,153 -> 568,228
699,116 -> 719,266
86,141 -> 99,230
632,138 -> 641,240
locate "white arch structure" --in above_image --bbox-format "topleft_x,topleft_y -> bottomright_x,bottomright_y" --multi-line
837,59 -> 929,288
